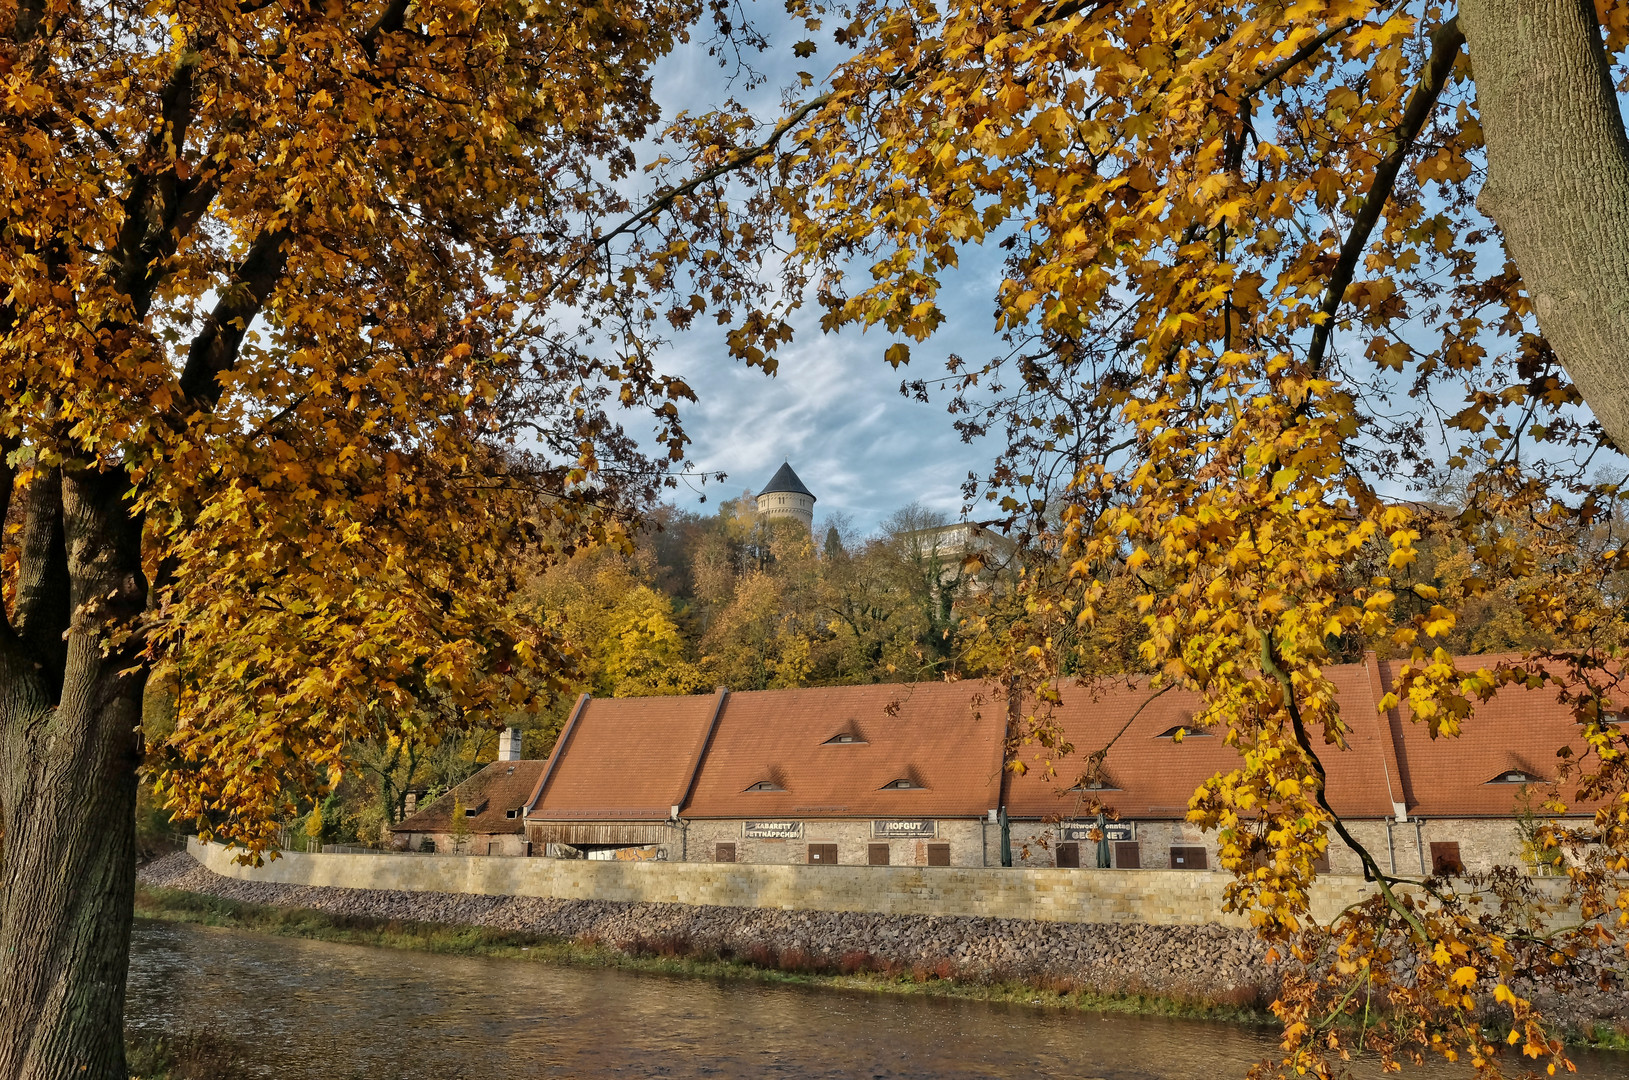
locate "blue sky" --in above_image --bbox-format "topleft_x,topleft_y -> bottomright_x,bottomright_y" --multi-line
622,15 -> 1011,536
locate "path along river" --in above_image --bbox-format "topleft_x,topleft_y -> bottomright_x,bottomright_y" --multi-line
127,919 -> 1622,1080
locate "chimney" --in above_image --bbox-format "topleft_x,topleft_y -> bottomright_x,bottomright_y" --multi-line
404,791 -> 417,815
499,726 -> 524,762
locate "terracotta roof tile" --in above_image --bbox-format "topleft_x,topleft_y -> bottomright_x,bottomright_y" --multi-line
529,693 -> 724,821
682,682 -> 1005,819
390,759 -> 546,835
1004,664 -> 1401,821
1378,654 -> 1599,817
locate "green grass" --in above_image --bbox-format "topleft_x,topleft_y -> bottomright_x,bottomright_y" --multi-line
133,884 -> 1272,1024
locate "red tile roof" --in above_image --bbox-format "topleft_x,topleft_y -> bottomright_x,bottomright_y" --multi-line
1004,663 -> 1403,821
680,682 -> 1006,819
520,653 -> 1607,827
390,759 -> 546,835
1377,655 -> 1597,817
526,692 -> 726,821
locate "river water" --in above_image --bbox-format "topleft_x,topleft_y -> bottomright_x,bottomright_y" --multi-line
127,920 -> 1620,1080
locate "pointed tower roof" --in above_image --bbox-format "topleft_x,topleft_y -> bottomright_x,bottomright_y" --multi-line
757,461 -> 815,500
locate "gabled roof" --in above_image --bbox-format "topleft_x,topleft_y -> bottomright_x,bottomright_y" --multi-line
526,692 -> 726,821
1004,663 -> 1403,821
390,759 -> 546,836
1376,654 -> 1582,817
681,682 -> 1004,818
757,461 -> 815,499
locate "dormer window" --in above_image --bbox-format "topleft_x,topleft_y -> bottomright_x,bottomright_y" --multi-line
1488,769 -> 1539,784
745,780 -> 786,792
1155,726 -> 1211,739
1069,779 -> 1121,792
881,778 -> 922,790
824,732 -> 866,745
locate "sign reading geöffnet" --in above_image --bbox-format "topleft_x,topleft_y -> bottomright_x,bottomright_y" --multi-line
743,821 -> 803,839
871,819 -> 937,838
1058,821 -> 1135,843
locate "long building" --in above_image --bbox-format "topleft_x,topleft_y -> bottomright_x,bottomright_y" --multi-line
429,652 -> 1600,875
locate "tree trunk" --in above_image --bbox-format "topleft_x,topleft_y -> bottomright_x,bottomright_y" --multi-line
0,469 -> 148,1080
1459,0 -> 1629,447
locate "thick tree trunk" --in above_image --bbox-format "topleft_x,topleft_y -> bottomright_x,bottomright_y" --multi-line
1459,0 -> 1629,447
0,470 -> 148,1080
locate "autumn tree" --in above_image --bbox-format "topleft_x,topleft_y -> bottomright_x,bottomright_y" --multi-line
0,0 -> 739,1072
624,0 -> 1629,1074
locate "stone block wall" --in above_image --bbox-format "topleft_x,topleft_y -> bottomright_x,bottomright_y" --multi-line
200,836 -> 1567,929
679,818 -> 988,867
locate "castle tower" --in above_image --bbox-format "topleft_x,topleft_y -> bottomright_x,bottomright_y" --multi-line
755,461 -> 816,531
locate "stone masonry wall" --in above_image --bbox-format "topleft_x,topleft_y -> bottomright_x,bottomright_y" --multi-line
183,838 -> 1573,929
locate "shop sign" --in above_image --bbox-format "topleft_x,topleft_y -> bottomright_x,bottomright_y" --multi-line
743,821 -> 803,839
1059,821 -> 1135,843
872,819 -> 937,838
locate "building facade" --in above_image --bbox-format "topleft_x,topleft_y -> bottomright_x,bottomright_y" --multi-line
755,461 -> 817,530
507,653 -> 1600,875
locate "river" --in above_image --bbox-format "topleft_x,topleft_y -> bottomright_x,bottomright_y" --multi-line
127,919 -> 1621,1079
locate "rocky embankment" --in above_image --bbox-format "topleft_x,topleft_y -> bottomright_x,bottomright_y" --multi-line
139,851 -> 1270,1003
138,852 -> 1628,1031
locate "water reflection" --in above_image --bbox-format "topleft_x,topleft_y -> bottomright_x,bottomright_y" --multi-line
127,920 -> 1618,1080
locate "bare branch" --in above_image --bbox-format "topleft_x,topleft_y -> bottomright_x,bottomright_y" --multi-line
177,229 -> 291,409
1306,16 -> 1464,375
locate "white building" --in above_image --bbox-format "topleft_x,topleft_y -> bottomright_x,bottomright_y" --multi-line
755,461 -> 817,530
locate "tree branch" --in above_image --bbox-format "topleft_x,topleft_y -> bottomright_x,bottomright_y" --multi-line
177,229 -> 291,409
1246,18 -> 1362,96
114,51 -> 203,317
1306,16 -> 1464,375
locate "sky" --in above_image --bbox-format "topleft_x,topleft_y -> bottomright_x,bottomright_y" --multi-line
615,13 -> 1013,537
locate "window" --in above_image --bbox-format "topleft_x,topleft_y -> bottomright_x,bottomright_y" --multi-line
715,843 -> 736,863
1056,842 -> 1080,868
1312,850 -> 1330,874
1487,770 -> 1538,784
1068,778 -> 1120,792
1170,846 -> 1209,870
486,842 -> 499,856
1155,725 -> 1212,739
881,778 -> 922,790
868,843 -> 890,866
824,732 -> 865,744
1114,841 -> 1140,869
927,843 -> 951,866
745,780 -> 786,792
1430,841 -> 1463,876
808,843 -> 838,865
506,809 -> 518,819
465,807 -> 479,817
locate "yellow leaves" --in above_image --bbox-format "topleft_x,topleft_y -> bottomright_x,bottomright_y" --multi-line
1451,965 -> 1478,988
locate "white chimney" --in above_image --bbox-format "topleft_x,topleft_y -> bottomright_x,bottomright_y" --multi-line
499,727 -> 524,762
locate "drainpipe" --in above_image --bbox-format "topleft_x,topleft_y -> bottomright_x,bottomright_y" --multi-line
1385,819 -> 1396,876
1413,817 -> 1426,875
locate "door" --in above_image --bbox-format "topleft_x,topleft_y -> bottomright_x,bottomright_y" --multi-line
715,843 -> 736,863
1055,842 -> 1080,868
808,843 -> 838,865
1170,846 -> 1209,870
1430,841 -> 1463,876
868,843 -> 890,865
927,843 -> 951,866
1113,841 -> 1140,869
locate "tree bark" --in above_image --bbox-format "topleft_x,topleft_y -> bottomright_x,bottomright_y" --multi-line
0,469 -> 148,1080
1459,0 -> 1629,447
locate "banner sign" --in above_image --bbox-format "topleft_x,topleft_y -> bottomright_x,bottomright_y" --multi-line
1059,821 -> 1135,843
872,819 -> 937,839
743,821 -> 803,839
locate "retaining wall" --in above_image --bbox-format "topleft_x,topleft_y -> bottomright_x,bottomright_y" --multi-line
189,837 -> 1422,927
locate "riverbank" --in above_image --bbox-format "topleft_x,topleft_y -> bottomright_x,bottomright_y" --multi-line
135,851 -> 1629,1048
133,881 -> 1271,1024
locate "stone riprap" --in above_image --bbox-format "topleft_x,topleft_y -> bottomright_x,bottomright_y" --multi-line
139,851 -> 1272,1002
138,851 -> 1627,1032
